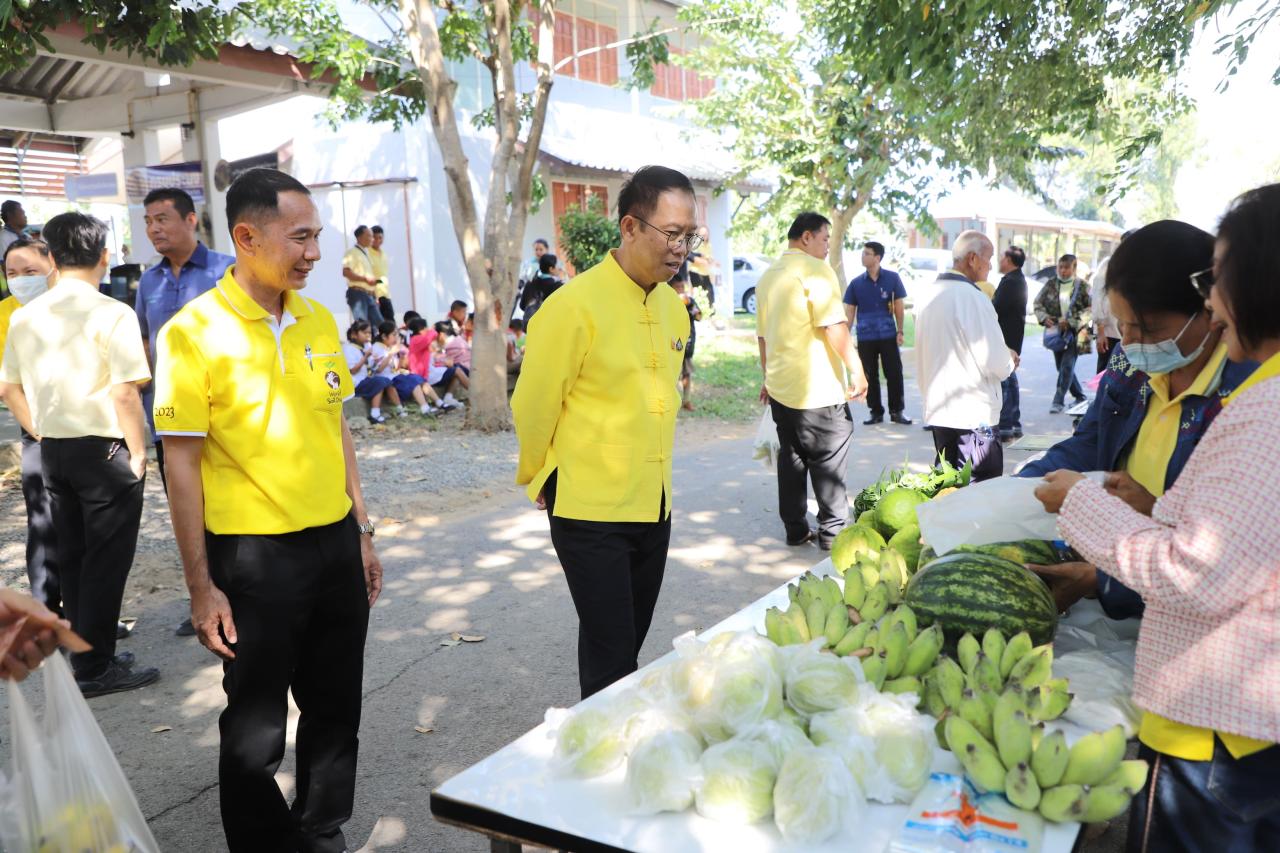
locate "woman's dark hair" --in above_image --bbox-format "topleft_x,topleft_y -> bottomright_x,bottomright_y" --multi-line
1216,183 -> 1280,352
226,168 -> 310,236
376,320 -> 397,339
346,320 -> 371,341
1105,220 -> 1211,330
617,165 -> 695,225
787,212 -> 831,241
407,317 -> 428,335
538,253 -> 558,274
42,211 -> 108,270
2,237 -> 50,268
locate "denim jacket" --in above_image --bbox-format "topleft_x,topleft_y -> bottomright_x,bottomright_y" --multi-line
1018,345 -> 1258,619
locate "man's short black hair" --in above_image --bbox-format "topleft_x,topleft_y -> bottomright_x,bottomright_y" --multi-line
450,299 -> 467,312
1004,246 -> 1026,269
2,237 -> 49,268
538,253 -> 558,274
1106,220 -> 1211,330
1216,183 -> 1280,353
42,211 -> 107,270
617,165 -> 695,225
533,237 -> 549,249
354,225 -> 369,239
787,212 -> 831,241
225,168 -> 311,236
143,188 -> 196,219
371,225 -> 384,235
863,241 -> 885,259
1058,253 -> 1078,266
0,200 -> 21,221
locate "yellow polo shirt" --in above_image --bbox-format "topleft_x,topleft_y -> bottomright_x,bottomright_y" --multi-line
0,294 -> 19,359
0,279 -> 150,438
1125,342 -> 1271,760
512,250 -> 690,522
342,246 -> 375,294
976,279 -> 995,300
153,268 -> 355,535
369,247 -> 390,299
756,250 -> 848,410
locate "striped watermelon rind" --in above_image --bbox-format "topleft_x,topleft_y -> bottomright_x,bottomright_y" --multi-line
903,552 -> 1058,647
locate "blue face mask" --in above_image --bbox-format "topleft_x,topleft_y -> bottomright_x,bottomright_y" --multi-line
1124,312 -> 1210,376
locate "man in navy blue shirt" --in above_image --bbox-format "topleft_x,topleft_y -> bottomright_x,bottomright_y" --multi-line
844,242 -> 912,425
135,188 -> 232,634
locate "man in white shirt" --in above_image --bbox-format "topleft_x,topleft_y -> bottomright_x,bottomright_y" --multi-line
916,231 -> 1017,481
1091,235 -> 1130,374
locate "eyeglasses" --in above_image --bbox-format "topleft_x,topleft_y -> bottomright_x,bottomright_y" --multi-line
1190,266 -> 1214,300
633,216 -> 703,252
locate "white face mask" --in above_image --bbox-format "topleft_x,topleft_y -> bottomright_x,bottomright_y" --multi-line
7,272 -> 50,305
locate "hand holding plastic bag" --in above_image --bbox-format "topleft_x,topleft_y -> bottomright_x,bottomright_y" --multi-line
0,653 -> 160,853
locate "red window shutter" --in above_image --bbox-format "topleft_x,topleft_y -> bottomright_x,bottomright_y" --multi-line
683,67 -> 700,101
555,14 -> 576,78
598,25 -> 618,85
576,19 -> 598,83
553,182 -> 586,275
588,185 -> 609,215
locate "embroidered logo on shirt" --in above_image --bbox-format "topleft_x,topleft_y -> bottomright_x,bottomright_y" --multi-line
324,370 -> 340,390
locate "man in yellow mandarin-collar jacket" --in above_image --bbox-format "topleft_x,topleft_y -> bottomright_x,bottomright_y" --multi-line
513,166 -> 696,699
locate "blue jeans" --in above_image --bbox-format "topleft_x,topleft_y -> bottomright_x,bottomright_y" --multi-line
998,372 -> 1021,433
1128,740 -> 1280,852
345,288 -> 380,325
1052,344 -> 1084,406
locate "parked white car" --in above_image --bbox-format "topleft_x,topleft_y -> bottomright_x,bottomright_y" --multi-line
733,253 -> 776,314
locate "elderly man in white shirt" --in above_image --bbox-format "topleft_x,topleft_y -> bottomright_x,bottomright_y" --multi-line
916,230 -> 1017,481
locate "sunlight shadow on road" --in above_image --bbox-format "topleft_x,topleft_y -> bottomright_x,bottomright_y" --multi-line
356,816 -> 408,851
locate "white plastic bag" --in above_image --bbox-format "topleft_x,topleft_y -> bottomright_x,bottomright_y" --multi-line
0,654 -> 160,853
752,406 -> 780,469
625,730 -> 703,815
772,744 -> 865,844
916,473 -> 1106,555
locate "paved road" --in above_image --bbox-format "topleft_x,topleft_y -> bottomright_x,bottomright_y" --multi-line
0,337 -> 1110,852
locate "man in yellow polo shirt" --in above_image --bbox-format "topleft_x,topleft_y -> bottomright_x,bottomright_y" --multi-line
513,165 -> 693,699
756,212 -> 868,550
154,168 -> 383,853
342,224 -> 380,325
369,224 -> 394,322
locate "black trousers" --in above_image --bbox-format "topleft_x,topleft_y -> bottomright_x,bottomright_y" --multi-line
856,337 -> 905,417
20,429 -> 61,614
931,425 -> 1004,482
207,515 -> 369,853
377,296 -> 395,323
40,436 -> 144,677
769,400 -> 855,545
545,472 -> 670,700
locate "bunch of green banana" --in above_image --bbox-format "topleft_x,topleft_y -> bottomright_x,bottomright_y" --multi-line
919,628 -> 1074,724
849,548 -> 911,602
946,708 -> 1148,823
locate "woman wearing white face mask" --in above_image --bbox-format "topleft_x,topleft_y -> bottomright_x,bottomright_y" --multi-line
1,238 -> 61,616
1016,221 -> 1258,619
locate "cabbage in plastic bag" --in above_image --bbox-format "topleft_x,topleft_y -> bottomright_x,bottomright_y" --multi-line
694,737 -> 777,824
807,692 -> 936,803
735,719 -> 812,772
669,631 -> 785,743
783,646 -> 864,716
546,705 -> 627,778
625,730 -> 704,815
772,744 -> 865,844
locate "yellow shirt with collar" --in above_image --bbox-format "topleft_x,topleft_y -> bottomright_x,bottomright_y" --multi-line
342,246 -> 375,294
0,294 -> 19,360
152,268 -> 355,535
0,279 -> 150,438
756,250 -> 848,410
1125,342 -> 1272,760
512,250 -> 690,522
369,247 -> 390,299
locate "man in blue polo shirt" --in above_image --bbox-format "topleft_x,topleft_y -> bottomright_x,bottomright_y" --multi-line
844,241 -> 912,425
135,188 -> 232,636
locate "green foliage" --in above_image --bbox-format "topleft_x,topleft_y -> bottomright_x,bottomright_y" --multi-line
557,195 -> 618,274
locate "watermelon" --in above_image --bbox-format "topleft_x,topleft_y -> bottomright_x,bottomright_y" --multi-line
916,544 -> 937,573
951,540 -> 1069,566
830,525 -> 886,574
903,552 -> 1058,647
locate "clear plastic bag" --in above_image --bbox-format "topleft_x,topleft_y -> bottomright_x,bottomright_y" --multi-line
625,730 -> 703,815
752,406 -> 780,469
0,653 -> 160,852
772,744 -> 866,844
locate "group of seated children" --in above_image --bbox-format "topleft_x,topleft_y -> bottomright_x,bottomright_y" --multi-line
344,318 -> 465,424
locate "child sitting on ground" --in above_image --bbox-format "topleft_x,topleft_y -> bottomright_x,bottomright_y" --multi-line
372,320 -> 452,416
407,317 -> 436,379
344,320 -> 396,424
431,321 -> 467,408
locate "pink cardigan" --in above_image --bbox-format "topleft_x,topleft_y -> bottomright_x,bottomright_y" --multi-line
1058,376 -> 1280,743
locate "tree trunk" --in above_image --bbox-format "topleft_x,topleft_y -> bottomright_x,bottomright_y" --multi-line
827,205 -> 854,284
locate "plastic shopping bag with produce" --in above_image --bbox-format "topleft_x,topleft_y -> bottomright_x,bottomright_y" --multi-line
0,654 -> 160,853
752,406 -> 779,469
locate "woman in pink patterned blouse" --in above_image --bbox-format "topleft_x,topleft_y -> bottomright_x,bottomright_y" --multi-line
1035,186 -> 1279,852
